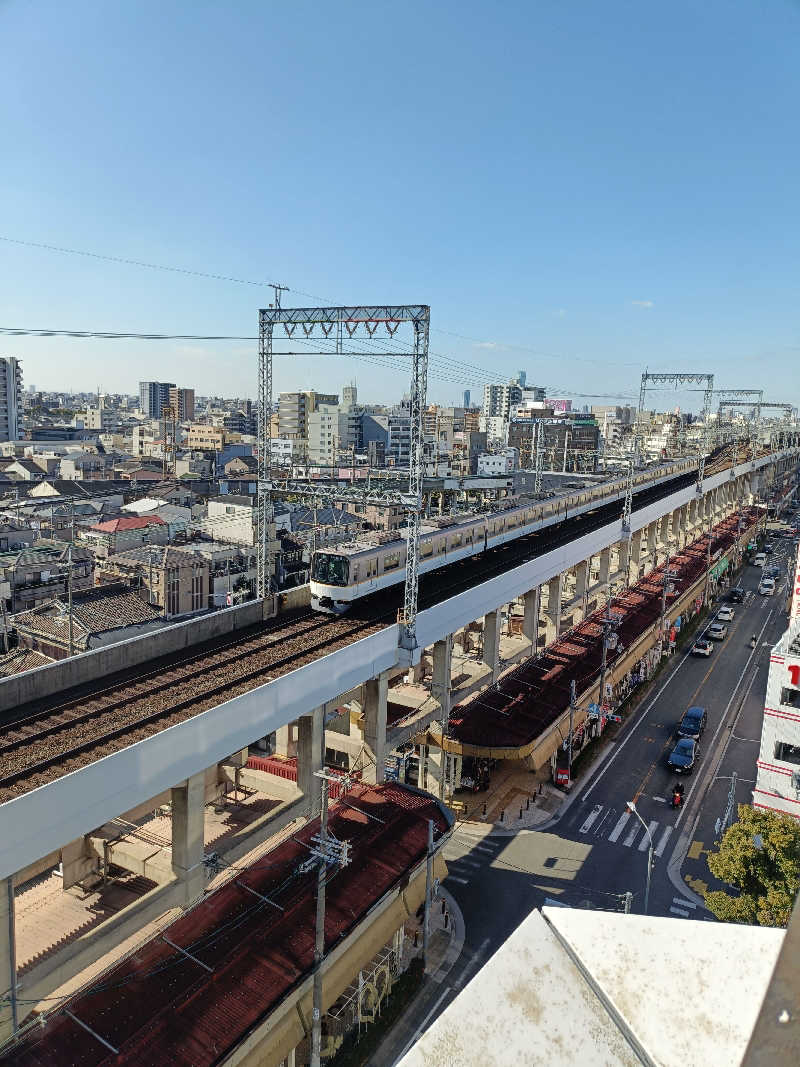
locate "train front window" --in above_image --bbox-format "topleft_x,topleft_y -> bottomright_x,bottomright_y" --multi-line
311,554 -> 349,586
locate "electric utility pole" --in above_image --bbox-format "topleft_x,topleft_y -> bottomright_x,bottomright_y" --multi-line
568,679 -> 576,782
310,770 -> 352,1067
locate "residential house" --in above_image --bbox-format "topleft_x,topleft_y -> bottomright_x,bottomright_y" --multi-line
0,540 -> 94,614
98,546 -> 210,618
14,583 -> 165,659
187,543 -> 257,607
81,515 -> 169,557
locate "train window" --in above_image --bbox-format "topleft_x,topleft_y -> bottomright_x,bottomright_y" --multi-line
384,552 -> 401,571
451,533 -> 462,547
421,543 -> 433,558
351,565 -> 359,582
311,554 -> 349,586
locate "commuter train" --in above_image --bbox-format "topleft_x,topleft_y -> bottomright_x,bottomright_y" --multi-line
310,457 -> 699,613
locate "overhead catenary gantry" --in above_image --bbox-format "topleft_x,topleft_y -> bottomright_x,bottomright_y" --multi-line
635,371 -> 714,487
257,304 -> 430,649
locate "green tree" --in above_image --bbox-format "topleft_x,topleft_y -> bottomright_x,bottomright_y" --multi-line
704,804 -> 800,927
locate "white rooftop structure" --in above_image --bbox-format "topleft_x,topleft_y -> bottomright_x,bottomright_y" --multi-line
399,906 -> 784,1067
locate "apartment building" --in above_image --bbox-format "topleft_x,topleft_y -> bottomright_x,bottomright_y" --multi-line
139,381 -> 175,419
80,515 -> 169,557
187,424 -> 226,451
0,540 -> 94,614
0,357 -> 23,442
168,387 -> 195,422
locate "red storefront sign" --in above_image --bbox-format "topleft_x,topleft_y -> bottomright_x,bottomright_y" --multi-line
554,766 -> 570,787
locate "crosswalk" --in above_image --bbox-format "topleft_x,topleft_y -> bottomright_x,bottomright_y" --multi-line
669,895 -> 699,918
576,804 -> 674,856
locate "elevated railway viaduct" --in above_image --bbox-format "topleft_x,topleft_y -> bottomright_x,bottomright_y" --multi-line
0,443 -> 798,1043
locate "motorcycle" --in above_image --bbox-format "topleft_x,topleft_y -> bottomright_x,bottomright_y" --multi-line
751,635 -> 757,649
670,784 -> 684,809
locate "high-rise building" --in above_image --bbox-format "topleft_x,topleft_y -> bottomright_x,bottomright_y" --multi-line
341,384 -> 358,409
482,382 -> 523,419
0,357 -> 23,441
139,381 -> 175,419
168,387 -> 195,422
463,389 -> 471,409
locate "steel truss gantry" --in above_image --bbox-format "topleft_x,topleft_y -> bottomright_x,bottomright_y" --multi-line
635,372 -> 714,488
257,304 -> 430,649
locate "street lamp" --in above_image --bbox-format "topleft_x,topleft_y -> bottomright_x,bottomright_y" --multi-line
627,800 -> 654,914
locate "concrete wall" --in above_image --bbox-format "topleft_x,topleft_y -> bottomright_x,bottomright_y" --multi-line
0,597 -> 275,710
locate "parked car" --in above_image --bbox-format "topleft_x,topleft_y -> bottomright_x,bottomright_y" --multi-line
717,606 -> 735,622
707,622 -> 728,640
753,553 -> 767,567
729,587 -> 745,603
759,578 -> 776,596
692,638 -> 714,657
667,737 -> 699,775
678,706 -> 707,740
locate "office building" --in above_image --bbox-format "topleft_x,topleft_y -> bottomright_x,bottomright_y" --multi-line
0,357 -> 23,442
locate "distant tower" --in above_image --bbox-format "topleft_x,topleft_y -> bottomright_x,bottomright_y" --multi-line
517,370 -> 527,388
463,389 -> 471,409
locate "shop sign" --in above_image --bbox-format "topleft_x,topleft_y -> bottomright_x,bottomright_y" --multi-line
554,766 -> 570,787
710,557 -> 729,580
674,615 -> 682,631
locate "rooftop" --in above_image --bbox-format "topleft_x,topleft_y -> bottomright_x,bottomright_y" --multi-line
1,783 -> 451,1066
14,586 -> 164,646
88,516 -> 166,533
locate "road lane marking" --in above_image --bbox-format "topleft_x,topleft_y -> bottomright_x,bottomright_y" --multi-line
607,811 -> 630,843
653,795 -> 667,803
638,820 -> 659,851
687,840 -> 704,859
674,896 -> 697,910
655,826 -> 673,856
396,985 -> 453,1059
451,858 -> 482,869
670,906 -> 690,917
579,805 -> 603,834
674,606 -> 775,829
446,875 -> 469,884
622,823 -> 639,848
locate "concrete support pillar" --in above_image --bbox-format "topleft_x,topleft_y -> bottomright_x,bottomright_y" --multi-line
0,877 -> 16,1044
646,522 -> 657,564
522,587 -> 540,653
574,560 -> 589,607
363,671 -> 390,784
298,706 -> 324,816
171,770 -> 206,904
598,546 -> 611,588
630,529 -> 643,582
274,723 -> 292,758
545,575 -> 562,645
617,539 -> 631,585
482,609 -> 501,678
432,636 -> 453,720
670,507 -> 682,548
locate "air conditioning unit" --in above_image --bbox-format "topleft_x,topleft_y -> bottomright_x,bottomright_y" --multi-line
791,771 -> 800,792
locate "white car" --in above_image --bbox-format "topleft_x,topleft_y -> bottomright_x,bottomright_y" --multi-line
717,606 -> 735,622
753,553 -> 767,567
759,578 -> 776,596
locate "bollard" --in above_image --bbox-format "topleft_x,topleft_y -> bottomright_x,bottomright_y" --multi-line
520,807 -> 523,820
483,803 -> 487,817
444,911 -> 449,928
500,809 -> 504,822
442,899 -> 446,915
538,783 -> 543,795
526,797 -> 530,810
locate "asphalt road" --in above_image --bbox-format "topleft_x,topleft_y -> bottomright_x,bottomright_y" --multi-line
381,529 -> 798,1063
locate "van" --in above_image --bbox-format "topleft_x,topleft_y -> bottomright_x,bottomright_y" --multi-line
753,553 -> 767,567
759,577 -> 776,596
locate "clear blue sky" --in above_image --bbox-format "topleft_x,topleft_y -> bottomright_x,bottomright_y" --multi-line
1,0 -> 798,409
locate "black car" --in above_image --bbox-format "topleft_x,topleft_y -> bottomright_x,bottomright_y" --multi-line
678,706 -> 707,740
667,738 -> 698,775
729,587 -> 745,603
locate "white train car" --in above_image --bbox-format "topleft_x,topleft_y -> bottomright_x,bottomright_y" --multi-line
309,457 -> 699,613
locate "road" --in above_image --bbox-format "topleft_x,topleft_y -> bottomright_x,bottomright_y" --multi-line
372,521 -> 799,1063
381,539 -> 796,1063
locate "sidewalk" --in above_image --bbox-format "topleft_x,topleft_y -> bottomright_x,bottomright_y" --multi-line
364,887 -> 465,1067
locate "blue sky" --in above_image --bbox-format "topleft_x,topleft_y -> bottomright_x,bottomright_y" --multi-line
1,0 -> 798,409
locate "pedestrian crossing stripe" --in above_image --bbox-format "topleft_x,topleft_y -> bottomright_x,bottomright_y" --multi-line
576,805 -> 674,855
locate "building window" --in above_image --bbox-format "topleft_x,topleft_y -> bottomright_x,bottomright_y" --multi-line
780,687 -> 800,709
191,572 -> 203,612
774,741 -> 800,767
167,571 -> 180,616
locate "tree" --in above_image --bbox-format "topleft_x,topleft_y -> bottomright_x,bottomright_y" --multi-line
704,804 -> 800,927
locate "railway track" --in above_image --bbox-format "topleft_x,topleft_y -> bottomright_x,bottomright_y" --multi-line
0,447 -> 760,801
